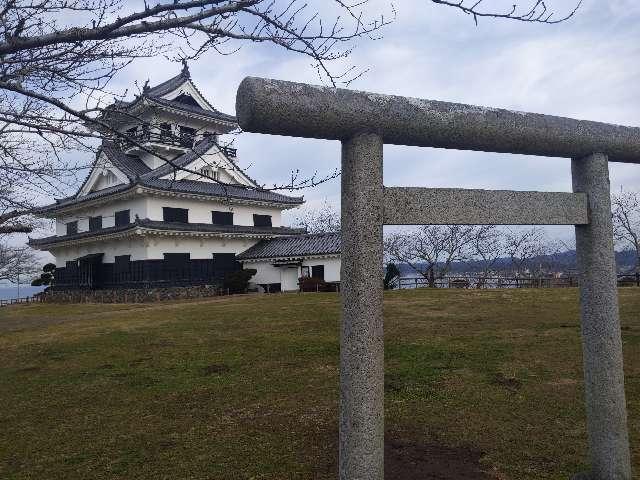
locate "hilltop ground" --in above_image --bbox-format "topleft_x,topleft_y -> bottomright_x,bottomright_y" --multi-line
0,288 -> 639,479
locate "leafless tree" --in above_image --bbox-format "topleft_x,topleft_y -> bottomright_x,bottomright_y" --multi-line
0,243 -> 40,284
384,225 -> 478,287
541,237 -> 575,274
612,188 -> 640,273
504,227 -> 549,276
0,0 -> 393,234
0,0 -> 581,234
291,199 -> 340,233
470,225 -> 504,286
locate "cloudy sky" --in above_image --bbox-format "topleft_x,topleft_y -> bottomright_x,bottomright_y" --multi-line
61,1 -> 640,241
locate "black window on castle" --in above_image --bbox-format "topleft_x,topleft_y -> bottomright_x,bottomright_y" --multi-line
179,125 -> 196,147
212,211 -> 233,226
66,221 -> 78,235
114,255 -> 131,274
164,253 -> 190,279
163,207 -> 189,223
159,122 -> 172,140
253,214 -> 272,227
311,265 -> 325,281
164,253 -> 190,265
213,253 -> 239,278
115,209 -> 130,227
89,216 -> 102,232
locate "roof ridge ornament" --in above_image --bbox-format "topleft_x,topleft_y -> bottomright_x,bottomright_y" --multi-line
181,59 -> 190,78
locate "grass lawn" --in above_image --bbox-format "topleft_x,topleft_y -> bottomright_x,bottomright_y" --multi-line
0,288 -> 639,479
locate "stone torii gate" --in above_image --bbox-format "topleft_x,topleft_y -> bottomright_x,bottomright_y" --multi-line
236,77 -> 637,480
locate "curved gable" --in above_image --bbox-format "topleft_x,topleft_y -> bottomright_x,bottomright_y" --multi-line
79,153 -> 130,196
159,149 -> 257,187
160,79 -> 215,112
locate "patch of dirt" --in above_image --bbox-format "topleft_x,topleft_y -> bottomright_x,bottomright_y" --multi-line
203,363 -> 230,375
491,372 -> 522,391
385,376 -> 403,393
129,356 -> 152,366
148,339 -> 175,347
547,378 -> 578,387
385,438 -> 497,479
15,366 -> 40,374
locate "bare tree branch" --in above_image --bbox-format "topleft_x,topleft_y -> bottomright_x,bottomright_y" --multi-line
431,0 -> 582,25
612,187 -> 640,274
0,243 -> 40,282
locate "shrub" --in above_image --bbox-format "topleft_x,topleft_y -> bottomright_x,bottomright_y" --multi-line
383,263 -> 400,290
43,263 -> 56,273
298,276 -> 329,292
31,265 -> 56,287
223,269 -> 257,294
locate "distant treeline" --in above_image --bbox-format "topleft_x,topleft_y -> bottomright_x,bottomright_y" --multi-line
396,249 -> 637,276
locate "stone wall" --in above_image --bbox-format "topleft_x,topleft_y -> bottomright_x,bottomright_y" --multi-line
40,284 -> 221,304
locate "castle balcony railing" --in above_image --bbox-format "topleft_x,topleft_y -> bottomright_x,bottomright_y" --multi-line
120,130 -> 194,152
120,130 -> 237,158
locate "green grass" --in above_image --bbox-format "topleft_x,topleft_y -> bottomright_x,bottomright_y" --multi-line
0,288 -> 639,479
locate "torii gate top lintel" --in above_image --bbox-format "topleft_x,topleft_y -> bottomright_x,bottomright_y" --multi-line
235,76 -> 634,480
236,76 -> 640,163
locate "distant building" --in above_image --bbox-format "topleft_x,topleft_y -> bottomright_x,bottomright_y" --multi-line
29,66 -> 340,291
238,233 -> 340,291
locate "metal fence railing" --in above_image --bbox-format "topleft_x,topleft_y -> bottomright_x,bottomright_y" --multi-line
397,273 -> 640,290
0,295 -> 43,307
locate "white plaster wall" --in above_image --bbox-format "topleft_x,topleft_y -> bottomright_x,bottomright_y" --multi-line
245,261 -> 282,284
144,236 -> 259,259
49,237 -> 148,266
144,196 -> 283,226
280,267 -> 300,291
139,150 -> 180,170
166,149 -> 252,186
55,197 -> 147,235
92,172 -> 121,191
244,256 -> 341,287
303,257 -> 341,282
181,168 -> 237,185
47,235 -> 259,266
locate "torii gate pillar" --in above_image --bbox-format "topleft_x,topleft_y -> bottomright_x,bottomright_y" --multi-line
340,133 -> 385,479
572,153 -> 631,480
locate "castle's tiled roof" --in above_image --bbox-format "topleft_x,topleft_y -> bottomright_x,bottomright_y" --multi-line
42,183 -> 134,212
142,178 -> 304,205
105,69 -> 236,124
144,69 -> 191,97
102,143 -> 152,179
37,174 -> 303,214
29,220 -> 305,248
147,97 -> 237,123
237,233 -> 341,260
